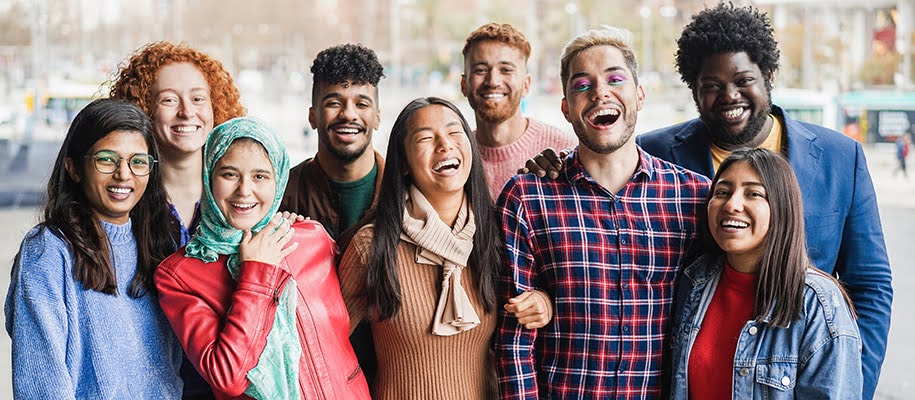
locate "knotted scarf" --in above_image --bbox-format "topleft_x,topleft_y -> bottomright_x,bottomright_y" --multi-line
184,117 -> 300,399
400,185 -> 480,336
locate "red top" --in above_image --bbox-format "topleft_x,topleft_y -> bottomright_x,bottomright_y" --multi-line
688,263 -> 756,400
155,220 -> 371,400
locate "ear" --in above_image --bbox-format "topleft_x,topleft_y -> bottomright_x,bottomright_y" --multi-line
374,109 -> 381,131
460,74 -> 469,98
522,72 -> 531,98
64,157 -> 81,183
308,107 -> 317,129
561,98 -> 571,123
764,73 -> 775,91
636,84 -> 645,111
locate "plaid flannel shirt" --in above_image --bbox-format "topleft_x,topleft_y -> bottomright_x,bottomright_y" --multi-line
495,146 -> 710,399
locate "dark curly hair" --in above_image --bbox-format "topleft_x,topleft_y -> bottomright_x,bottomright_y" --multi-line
108,41 -> 245,125
676,2 -> 780,90
310,43 -> 385,103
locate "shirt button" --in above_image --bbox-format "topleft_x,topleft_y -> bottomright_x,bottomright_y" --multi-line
748,326 -> 758,335
620,238 -> 627,245
739,368 -> 749,377
622,325 -> 630,332
781,376 -> 791,386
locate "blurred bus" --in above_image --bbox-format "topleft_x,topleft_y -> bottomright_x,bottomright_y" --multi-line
838,90 -> 915,144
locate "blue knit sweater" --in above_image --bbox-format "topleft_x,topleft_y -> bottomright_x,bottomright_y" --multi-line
4,220 -> 183,399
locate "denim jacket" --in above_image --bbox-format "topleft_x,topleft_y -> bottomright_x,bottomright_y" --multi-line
668,254 -> 862,399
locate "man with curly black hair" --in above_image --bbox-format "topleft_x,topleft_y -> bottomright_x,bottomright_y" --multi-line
638,4 -> 891,398
282,43 -> 385,239
281,43 -> 386,386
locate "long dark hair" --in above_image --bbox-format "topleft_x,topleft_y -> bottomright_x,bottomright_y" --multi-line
39,98 -> 179,297
698,148 -> 853,327
366,97 -> 501,320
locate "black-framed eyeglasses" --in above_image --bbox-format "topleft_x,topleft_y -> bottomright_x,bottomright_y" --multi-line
84,150 -> 157,176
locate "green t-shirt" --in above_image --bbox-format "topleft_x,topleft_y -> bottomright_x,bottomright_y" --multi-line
328,162 -> 378,235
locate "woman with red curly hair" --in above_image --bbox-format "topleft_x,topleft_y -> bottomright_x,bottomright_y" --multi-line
109,41 -> 245,400
110,41 -> 245,245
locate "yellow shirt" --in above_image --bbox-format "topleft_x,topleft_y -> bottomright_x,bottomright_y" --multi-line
710,114 -> 784,171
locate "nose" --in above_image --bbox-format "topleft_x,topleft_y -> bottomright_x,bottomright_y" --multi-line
591,81 -> 612,102
484,70 -> 501,87
177,99 -> 192,118
113,159 -> 132,180
723,194 -> 744,213
236,177 -> 254,196
340,102 -> 359,121
724,83 -> 741,101
434,134 -> 454,153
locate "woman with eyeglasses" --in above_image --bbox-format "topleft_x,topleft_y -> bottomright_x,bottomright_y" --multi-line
4,99 -> 184,398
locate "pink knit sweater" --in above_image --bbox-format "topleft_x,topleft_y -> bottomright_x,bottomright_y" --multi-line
476,118 -> 577,199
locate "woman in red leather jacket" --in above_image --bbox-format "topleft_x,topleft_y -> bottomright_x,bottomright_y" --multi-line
155,116 -> 370,400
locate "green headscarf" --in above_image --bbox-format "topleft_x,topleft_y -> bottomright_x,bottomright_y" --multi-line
184,116 -> 300,399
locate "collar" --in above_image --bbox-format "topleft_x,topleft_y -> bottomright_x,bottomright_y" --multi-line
563,146 -> 656,188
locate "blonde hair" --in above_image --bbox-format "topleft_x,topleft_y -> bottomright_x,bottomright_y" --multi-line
560,25 -> 639,92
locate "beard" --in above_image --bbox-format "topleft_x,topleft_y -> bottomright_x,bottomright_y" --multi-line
704,100 -> 773,150
573,108 -> 638,155
319,125 -> 372,163
468,90 -> 522,124
327,141 -> 371,163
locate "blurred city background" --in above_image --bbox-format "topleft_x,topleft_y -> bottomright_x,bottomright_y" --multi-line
0,0 -> 913,398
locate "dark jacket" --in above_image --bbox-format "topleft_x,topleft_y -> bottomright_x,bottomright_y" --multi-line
280,152 -> 385,239
638,105 -> 892,399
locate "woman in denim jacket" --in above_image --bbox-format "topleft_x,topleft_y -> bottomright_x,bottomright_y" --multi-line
668,148 -> 862,399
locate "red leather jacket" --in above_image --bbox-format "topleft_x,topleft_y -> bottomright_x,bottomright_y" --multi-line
155,221 -> 370,399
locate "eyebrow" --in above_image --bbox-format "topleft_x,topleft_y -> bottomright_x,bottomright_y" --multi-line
471,60 -> 518,68
156,87 -> 210,95
714,179 -> 765,188
320,92 -> 375,104
569,66 -> 628,82
410,121 -> 463,134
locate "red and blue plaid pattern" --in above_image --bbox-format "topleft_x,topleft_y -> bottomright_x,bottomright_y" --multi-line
495,147 -> 710,400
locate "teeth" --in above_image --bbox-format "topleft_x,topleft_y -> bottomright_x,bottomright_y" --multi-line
231,203 -> 256,209
722,108 -> 744,118
483,93 -> 505,99
336,127 -> 360,134
433,158 -> 460,172
588,108 -> 620,120
174,126 -> 197,133
107,187 -> 131,194
722,219 -> 749,228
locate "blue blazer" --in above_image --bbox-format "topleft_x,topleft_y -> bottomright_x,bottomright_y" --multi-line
638,105 -> 892,400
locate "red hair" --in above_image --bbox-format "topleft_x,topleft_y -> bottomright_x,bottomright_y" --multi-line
108,41 -> 244,124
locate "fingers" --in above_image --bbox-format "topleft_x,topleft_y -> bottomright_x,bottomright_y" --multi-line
279,241 -> 300,259
523,157 -> 544,177
280,211 -> 305,222
240,229 -> 252,245
505,290 -> 553,329
239,213 -> 297,265
539,148 -> 563,179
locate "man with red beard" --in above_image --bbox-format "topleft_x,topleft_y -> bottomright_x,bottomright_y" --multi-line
461,23 -> 576,199
637,5 -> 891,398
495,25 -> 709,399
